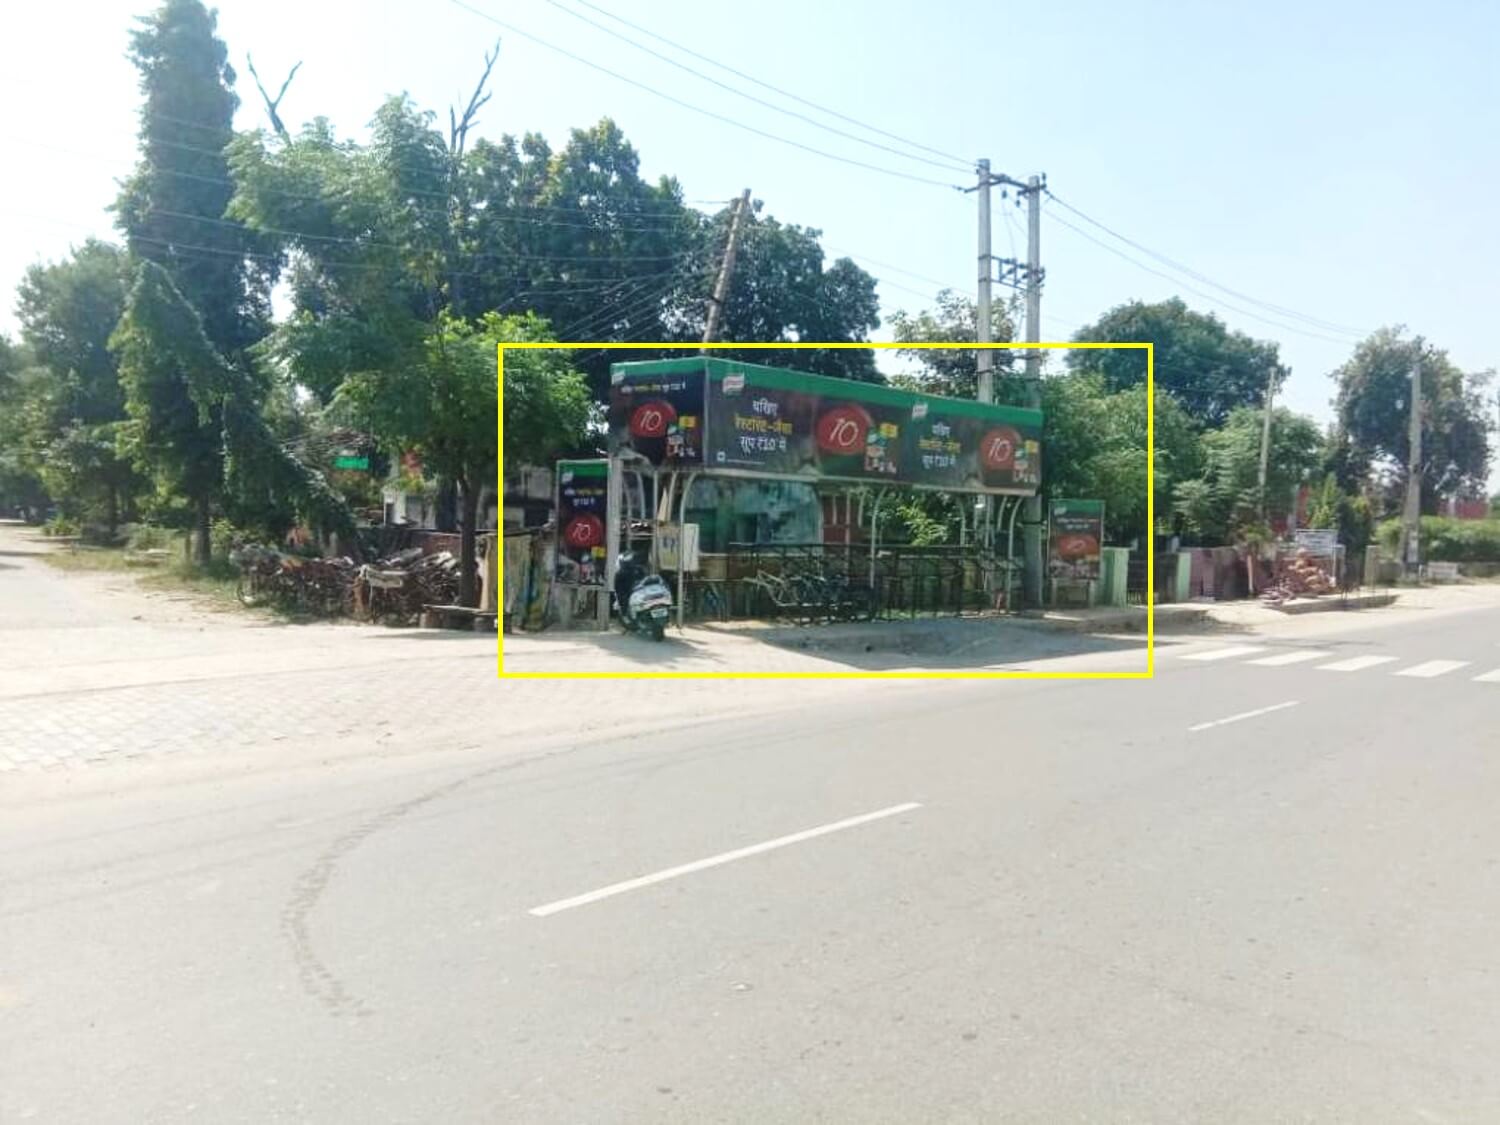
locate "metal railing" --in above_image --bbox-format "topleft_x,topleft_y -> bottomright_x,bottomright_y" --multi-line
712,541 -> 1019,623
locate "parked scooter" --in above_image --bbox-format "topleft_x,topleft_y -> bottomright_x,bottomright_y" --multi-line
614,550 -> 673,642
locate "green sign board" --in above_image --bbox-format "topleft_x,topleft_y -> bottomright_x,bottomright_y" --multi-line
1049,499 -> 1105,581
608,358 -> 1042,496
333,454 -> 369,471
555,459 -> 609,586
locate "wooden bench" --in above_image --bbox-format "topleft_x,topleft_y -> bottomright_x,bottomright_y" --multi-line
421,604 -> 499,632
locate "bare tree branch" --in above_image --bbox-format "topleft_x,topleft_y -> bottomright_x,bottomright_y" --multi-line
246,54 -> 302,142
448,40 -> 501,160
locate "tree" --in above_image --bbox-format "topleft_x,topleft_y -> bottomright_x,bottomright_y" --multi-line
1308,472 -> 1374,555
0,338 -> 50,515
698,206 -> 881,382
114,0 -> 271,361
114,262 -> 349,561
1068,297 -> 1285,427
112,263 -> 232,559
1173,406 -> 1323,544
1333,327 -> 1492,512
336,313 -> 588,606
14,241 -> 141,532
888,289 -> 1021,401
1043,372 -> 1202,543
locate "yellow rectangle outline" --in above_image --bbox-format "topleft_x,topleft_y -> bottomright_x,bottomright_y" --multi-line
496,341 -> 1154,680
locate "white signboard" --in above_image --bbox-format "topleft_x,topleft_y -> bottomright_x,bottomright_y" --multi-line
657,523 -> 701,572
1293,529 -> 1338,556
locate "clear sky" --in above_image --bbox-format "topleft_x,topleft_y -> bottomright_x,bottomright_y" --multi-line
2,0 -> 1495,482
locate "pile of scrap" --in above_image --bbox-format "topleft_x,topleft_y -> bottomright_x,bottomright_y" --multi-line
231,545 -> 356,614
1260,549 -> 1337,604
353,548 -> 461,621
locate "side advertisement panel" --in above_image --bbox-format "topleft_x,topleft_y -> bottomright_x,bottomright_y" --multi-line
555,459 -> 609,586
607,367 -> 706,466
1049,499 -> 1105,581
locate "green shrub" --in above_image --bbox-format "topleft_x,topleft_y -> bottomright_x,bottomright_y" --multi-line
1376,517 -> 1500,562
42,515 -> 80,537
125,523 -> 177,552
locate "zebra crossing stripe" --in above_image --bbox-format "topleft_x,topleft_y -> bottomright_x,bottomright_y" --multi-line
1395,660 -> 1471,679
1247,650 -> 1333,667
1475,669 -> 1500,683
1180,646 -> 1267,662
1317,655 -> 1399,672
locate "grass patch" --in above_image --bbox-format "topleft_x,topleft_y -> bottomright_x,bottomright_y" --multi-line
41,545 -> 137,573
138,557 -> 244,612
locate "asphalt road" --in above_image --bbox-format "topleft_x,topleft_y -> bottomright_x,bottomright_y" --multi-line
3,572 -> 1499,1121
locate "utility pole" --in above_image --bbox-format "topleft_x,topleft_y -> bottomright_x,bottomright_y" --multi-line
976,161 -> 994,405
702,188 -> 751,348
1020,175 -> 1045,608
1257,366 -> 1278,519
1400,342 -> 1424,578
968,164 -> 1046,596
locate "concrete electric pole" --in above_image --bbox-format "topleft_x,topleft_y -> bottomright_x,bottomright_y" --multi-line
970,163 -> 1046,602
976,161 -> 994,405
702,189 -> 751,348
1020,175 -> 1045,608
1257,366 -> 1278,520
1400,343 -> 1424,578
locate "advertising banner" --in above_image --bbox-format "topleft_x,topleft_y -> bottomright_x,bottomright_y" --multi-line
608,358 -> 1042,495
1049,499 -> 1105,582
607,366 -> 705,466
555,459 -> 608,586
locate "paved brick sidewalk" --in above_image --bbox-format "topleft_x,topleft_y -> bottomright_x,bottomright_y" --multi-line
0,525 -> 893,773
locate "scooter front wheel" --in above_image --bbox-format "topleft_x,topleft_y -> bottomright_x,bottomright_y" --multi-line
649,620 -> 666,642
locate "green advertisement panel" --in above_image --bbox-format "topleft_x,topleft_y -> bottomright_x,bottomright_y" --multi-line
1049,498 -> 1105,581
607,365 -> 706,467
609,358 -> 1041,495
555,459 -> 609,586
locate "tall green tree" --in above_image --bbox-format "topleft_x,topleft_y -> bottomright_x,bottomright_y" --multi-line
1333,327 -> 1492,512
687,204 -> 881,382
1068,297 -> 1285,427
1043,372 -> 1202,543
112,262 -> 231,559
114,262 -> 349,561
1173,406 -> 1323,543
336,313 -> 589,605
0,337 -> 50,515
14,241 -> 142,531
888,289 -> 1020,400
115,0 -> 270,360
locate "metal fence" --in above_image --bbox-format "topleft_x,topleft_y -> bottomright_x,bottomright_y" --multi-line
698,541 -> 1019,623
1126,552 -> 1178,606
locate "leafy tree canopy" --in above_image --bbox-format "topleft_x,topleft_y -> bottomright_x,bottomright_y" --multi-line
1068,297 -> 1285,427
1333,326 -> 1492,511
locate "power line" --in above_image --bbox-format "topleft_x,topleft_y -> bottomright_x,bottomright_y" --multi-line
1046,209 -> 1357,345
1045,190 -> 1368,337
138,205 -> 696,264
541,0 -> 970,175
6,135 -> 703,233
566,0 -> 972,168
8,209 -> 702,296
442,0 -> 964,190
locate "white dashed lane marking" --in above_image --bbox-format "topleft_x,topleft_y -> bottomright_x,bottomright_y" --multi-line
1181,646 -> 1267,662
1394,660 -> 1471,679
1247,650 -> 1333,667
1173,646 -> 1499,684
1316,655 -> 1400,673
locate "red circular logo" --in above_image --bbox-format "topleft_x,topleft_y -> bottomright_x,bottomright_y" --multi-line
1056,533 -> 1098,561
629,400 -> 677,439
815,405 -> 873,455
980,426 -> 1020,471
563,514 -> 604,549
